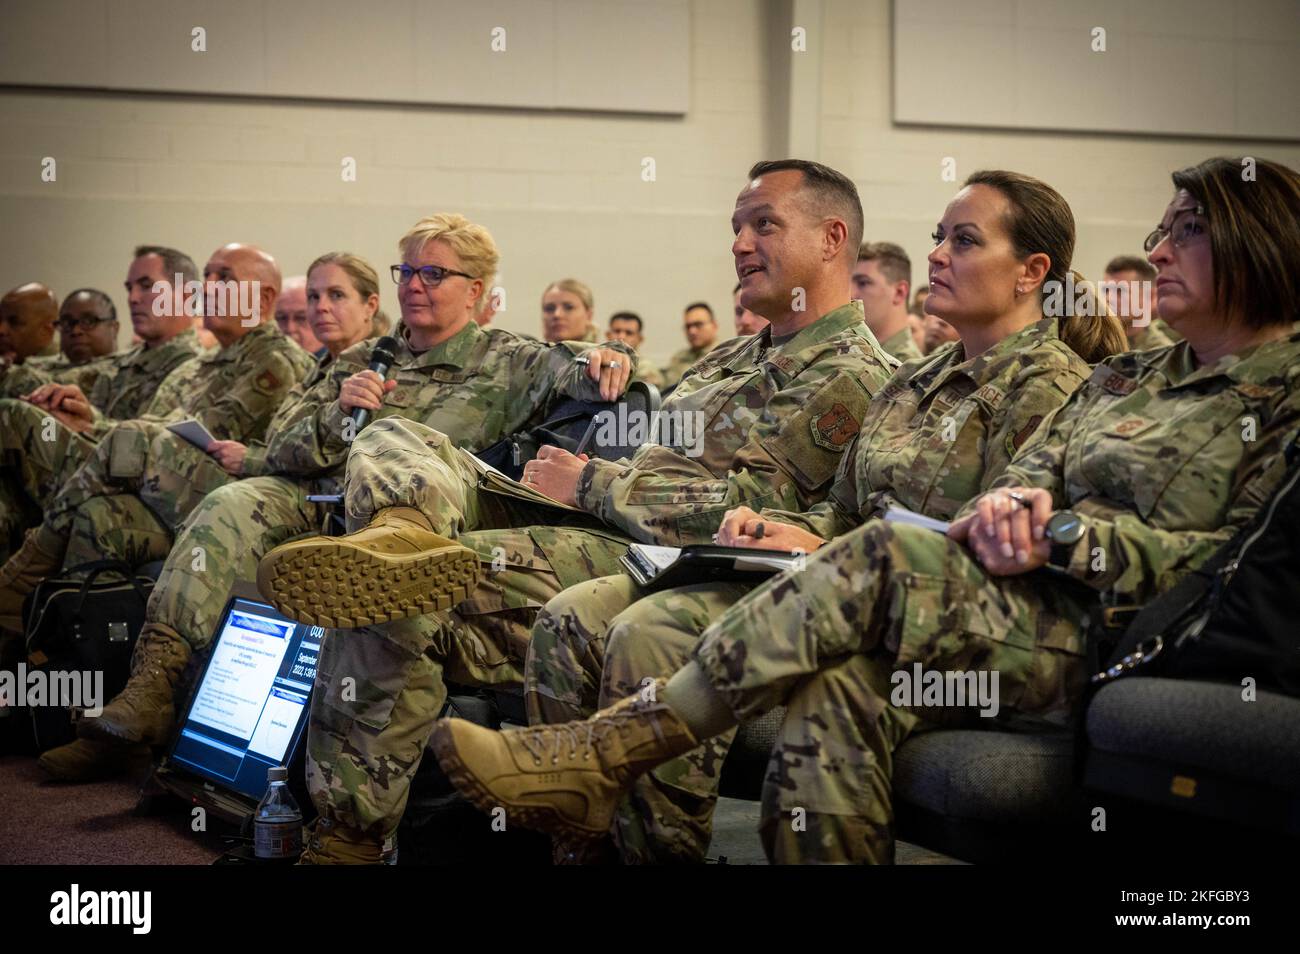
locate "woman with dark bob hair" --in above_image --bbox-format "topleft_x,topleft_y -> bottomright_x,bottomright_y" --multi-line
431,157 -> 1300,864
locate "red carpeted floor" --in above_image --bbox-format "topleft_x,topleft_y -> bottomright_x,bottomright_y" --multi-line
0,755 -> 224,865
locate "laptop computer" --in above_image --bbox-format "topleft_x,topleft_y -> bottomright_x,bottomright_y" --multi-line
150,582 -> 319,827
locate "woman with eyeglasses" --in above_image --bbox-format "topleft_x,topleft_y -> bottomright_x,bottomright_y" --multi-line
430,157 -> 1300,864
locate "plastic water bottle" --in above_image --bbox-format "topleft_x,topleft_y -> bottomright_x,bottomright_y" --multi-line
253,766 -> 303,861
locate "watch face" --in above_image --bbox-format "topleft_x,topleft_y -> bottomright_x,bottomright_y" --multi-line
1047,511 -> 1085,546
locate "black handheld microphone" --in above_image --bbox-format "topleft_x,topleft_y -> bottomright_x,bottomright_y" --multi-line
351,335 -> 399,430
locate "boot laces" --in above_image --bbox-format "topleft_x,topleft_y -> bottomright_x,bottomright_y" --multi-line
516,701 -> 669,768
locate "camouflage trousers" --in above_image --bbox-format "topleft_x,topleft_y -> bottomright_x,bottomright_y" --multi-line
147,476 -> 331,653
308,416 -> 635,838
534,519 -> 1094,863
0,399 -> 98,559
32,419 -> 236,571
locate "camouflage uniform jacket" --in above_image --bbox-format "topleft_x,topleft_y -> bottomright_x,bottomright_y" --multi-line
250,320 -> 634,479
1128,319 -> 1177,351
242,349 -> 339,476
880,324 -> 924,363
133,322 -> 315,443
771,317 -> 1092,540
991,331 -> 1300,607
83,328 -> 207,434
575,301 -> 899,545
659,343 -> 713,389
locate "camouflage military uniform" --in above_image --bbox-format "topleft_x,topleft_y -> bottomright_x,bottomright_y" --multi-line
658,343 -> 713,391
526,316 -> 1093,862
20,322 -> 313,572
0,329 -> 203,560
311,301 -> 899,839
57,350 -> 336,571
879,325 -> 924,363
1128,318 -> 1177,351
612,330 -> 1300,863
137,321 -> 627,740
1,352 -> 115,399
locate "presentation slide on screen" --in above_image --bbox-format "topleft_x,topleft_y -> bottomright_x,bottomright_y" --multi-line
247,687 -> 306,761
188,611 -> 295,741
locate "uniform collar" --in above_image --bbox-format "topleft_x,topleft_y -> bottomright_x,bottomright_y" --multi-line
399,319 -> 482,370
1152,328 -> 1299,391
203,321 -> 274,363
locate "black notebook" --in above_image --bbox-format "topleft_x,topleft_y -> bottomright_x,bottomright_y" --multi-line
621,543 -> 805,590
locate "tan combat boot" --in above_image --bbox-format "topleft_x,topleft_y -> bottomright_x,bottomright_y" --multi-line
256,506 -> 482,628
298,816 -> 395,865
37,737 -> 152,782
430,680 -> 697,842
0,527 -> 65,633
77,623 -> 190,746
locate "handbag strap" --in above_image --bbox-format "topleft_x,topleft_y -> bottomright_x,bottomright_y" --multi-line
63,559 -> 152,619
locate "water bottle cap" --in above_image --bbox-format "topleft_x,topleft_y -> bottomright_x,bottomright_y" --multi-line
267,766 -> 288,782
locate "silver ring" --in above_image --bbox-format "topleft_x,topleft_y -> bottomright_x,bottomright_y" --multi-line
608,360 -> 621,369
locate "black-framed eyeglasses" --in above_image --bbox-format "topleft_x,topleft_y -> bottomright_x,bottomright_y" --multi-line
56,315 -> 115,332
391,264 -> 473,287
1143,203 -> 1207,254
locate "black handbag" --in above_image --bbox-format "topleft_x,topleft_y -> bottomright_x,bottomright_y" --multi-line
1091,434 -> 1300,695
19,560 -> 154,752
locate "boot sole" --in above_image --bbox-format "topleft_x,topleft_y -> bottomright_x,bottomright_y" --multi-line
430,721 -> 611,841
256,538 -> 483,628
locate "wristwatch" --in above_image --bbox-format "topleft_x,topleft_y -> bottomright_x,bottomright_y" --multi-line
1044,510 -> 1086,570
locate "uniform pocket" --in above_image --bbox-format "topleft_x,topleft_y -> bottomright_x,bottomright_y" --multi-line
314,626 -> 422,732
106,424 -> 149,479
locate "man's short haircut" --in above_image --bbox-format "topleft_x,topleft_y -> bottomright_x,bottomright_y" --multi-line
61,288 -> 117,323
857,241 -> 912,289
747,159 -> 864,257
1104,255 -> 1157,281
684,301 -> 714,320
133,245 -> 198,285
609,311 -> 643,332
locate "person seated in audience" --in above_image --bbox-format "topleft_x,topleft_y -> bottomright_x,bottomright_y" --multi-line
0,247 -> 204,564
732,281 -> 768,336
485,168 -> 1124,865
55,289 -> 119,366
28,216 -> 632,786
3,289 -> 118,397
542,279 -> 599,343
1102,254 -> 1178,350
428,156 -> 1300,866
605,310 -> 664,389
275,275 -> 327,358
854,241 -> 923,361
658,302 -> 719,390
371,308 -> 393,337
0,283 -> 59,388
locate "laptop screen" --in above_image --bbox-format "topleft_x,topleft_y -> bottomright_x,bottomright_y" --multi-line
169,596 -> 319,803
